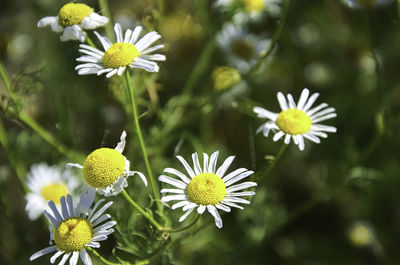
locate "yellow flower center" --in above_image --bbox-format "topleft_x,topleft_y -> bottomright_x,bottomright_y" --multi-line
54,218 -> 93,252
276,109 -> 312,135
102,43 -> 140,69
82,148 -> 125,189
187,173 -> 226,205
212,66 -> 242,91
41,183 -> 68,204
241,0 -> 265,12
58,3 -> 93,27
230,39 -> 255,61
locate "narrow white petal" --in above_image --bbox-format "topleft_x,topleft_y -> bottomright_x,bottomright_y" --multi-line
287,94 -> 296,109
222,168 -> 247,182
135,31 -> 162,51
30,246 -> 57,261
117,66 -> 126,76
129,26 -> 143,44
85,242 -> 100,248
66,163 -> 83,169
48,200 -> 63,222
158,175 -> 187,189
106,69 -> 118,78
312,113 -> 337,123
79,249 -> 92,265
58,252 -> 71,265
298,135 -> 305,151
284,134 -> 291,144
130,59 -> 159,72
306,103 -> 328,116
93,214 -> 111,227
221,201 -> 244,210
114,131 -> 126,153
224,170 -> 254,187
277,92 -> 288,111
88,199 -> 105,220
60,196 -> 70,219
297,88 -> 310,110
163,168 -> 191,184
223,197 -> 251,204
140,54 -> 166,61
253,106 -> 278,120
179,209 -> 194,222
303,133 -> 321,143
69,251 -> 79,265
160,194 -> 187,202
141,44 -> 165,55
273,131 -> 285,142
311,124 -> 337,133
93,221 -> 116,233
207,205 -> 223,229
94,31 -> 111,50
197,205 -> 206,214
160,188 -> 184,194
124,28 -> 132,43
216,155 -> 235,178
182,202 -> 198,211
302,92 -> 320,112
128,171 -> 147,187
203,153 -> 209,173
50,250 -> 65,263
226,182 -> 257,193
176,156 -> 196,178
96,68 -> 113,76
44,210 -> 59,227
114,23 -> 123,43
309,131 -> 328,138
171,201 -> 190,210
226,191 -> 256,197
192,153 -> 202,175
215,203 -> 231,212
208,151 -> 219,173
310,107 -> 336,120
90,202 -> 113,223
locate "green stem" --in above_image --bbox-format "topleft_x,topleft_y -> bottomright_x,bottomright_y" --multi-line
0,61 -> 12,93
263,143 -> 288,179
246,0 -> 291,75
87,247 -> 121,265
124,71 -> 162,215
160,214 -> 200,233
18,112 -> 83,162
86,35 -> 96,48
121,189 -> 162,230
158,0 -> 164,16
98,0 -> 114,42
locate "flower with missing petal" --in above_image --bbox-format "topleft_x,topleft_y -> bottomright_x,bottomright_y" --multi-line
37,3 -> 109,42
254,88 -> 337,151
67,131 -> 147,196
75,23 -> 166,78
30,188 -> 116,265
159,151 -> 257,229
25,163 -> 80,220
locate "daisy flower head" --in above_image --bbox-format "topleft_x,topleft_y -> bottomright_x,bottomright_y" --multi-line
253,88 -> 337,151
30,188 -> 116,265
341,0 -> 394,8
37,2 -> 109,42
67,131 -> 147,196
216,23 -> 270,73
25,163 -> 80,220
75,23 -> 166,78
214,0 -> 282,21
159,151 -> 257,229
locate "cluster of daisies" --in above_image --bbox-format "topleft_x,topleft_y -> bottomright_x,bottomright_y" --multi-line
28,1 -> 339,264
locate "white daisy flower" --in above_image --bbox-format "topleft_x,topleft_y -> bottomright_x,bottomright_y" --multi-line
30,188 -> 116,265
37,3 -> 109,42
341,0 -> 394,8
75,23 -> 166,78
253,88 -> 337,151
215,0 -> 282,19
159,151 -> 257,229
216,23 -> 270,73
67,131 -> 147,197
25,163 -> 80,221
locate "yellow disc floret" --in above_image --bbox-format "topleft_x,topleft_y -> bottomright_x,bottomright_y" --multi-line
41,183 -> 68,204
276,109 -> 312,135
187,173 -> 226,205
230,39 -> 255,61
83,148 -> 125,189
54,218 -> 93,252
58,3 -> 93,27
102,43 -> 140,69
241,0 -> 265,12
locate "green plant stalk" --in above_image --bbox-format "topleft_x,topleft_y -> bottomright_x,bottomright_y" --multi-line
86,35 -> 96,48
263,143 -> 288,180
0,61 -> 12,93
98,0 -> 114,42
87,247 -> 121,265
246,0 -> 291,75
18,112 -> 83,162
158,0 -> 164,16
121,189 -> 162,230
124,71 -> 162,216
159,214 -> 200,233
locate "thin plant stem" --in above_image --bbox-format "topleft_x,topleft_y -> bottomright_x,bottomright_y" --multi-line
0,61 -> 12,93
87,247 -> 121,265
159,214 -> 200,233
263,143 -> 288,179
18,112 -> 83,162
124,70 -> 162,215
86,35 -> 96,48
121,189 -> 162,230
158,0 -> 165,16
98,0 -> 114,42
246,0 -> 291,75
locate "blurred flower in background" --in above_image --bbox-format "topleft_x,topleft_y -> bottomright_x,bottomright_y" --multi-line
341,0 -> 394,9
37,2 -> 109,42
25,163 -> 80,220
348,221 -> 375,247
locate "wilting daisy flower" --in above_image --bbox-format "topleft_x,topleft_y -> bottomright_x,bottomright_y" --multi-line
37,3 -> 109,42
67,131 -> 147,196
25,163 -> 80,220
30,188 -> 116,265
159,151 -> 257,229
254,88 -> 337,151
341,0 -> 394,8
216,23 -> 270,73
75,23 -> 166,78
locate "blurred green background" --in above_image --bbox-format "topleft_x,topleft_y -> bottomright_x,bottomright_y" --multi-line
1,0 -> 400,264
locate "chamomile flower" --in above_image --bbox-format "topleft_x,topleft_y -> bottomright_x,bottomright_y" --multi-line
30,188 -> 116,265
254,88 -> 337,151
217,23 -> 270,73
341,0 -> 394,8
75,23 -> 166,78
67,131 -> 147,196
25,163 -> 80,220
159,151 -> 257,229
215,0 -> 282,20
37,3 -> 109,42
